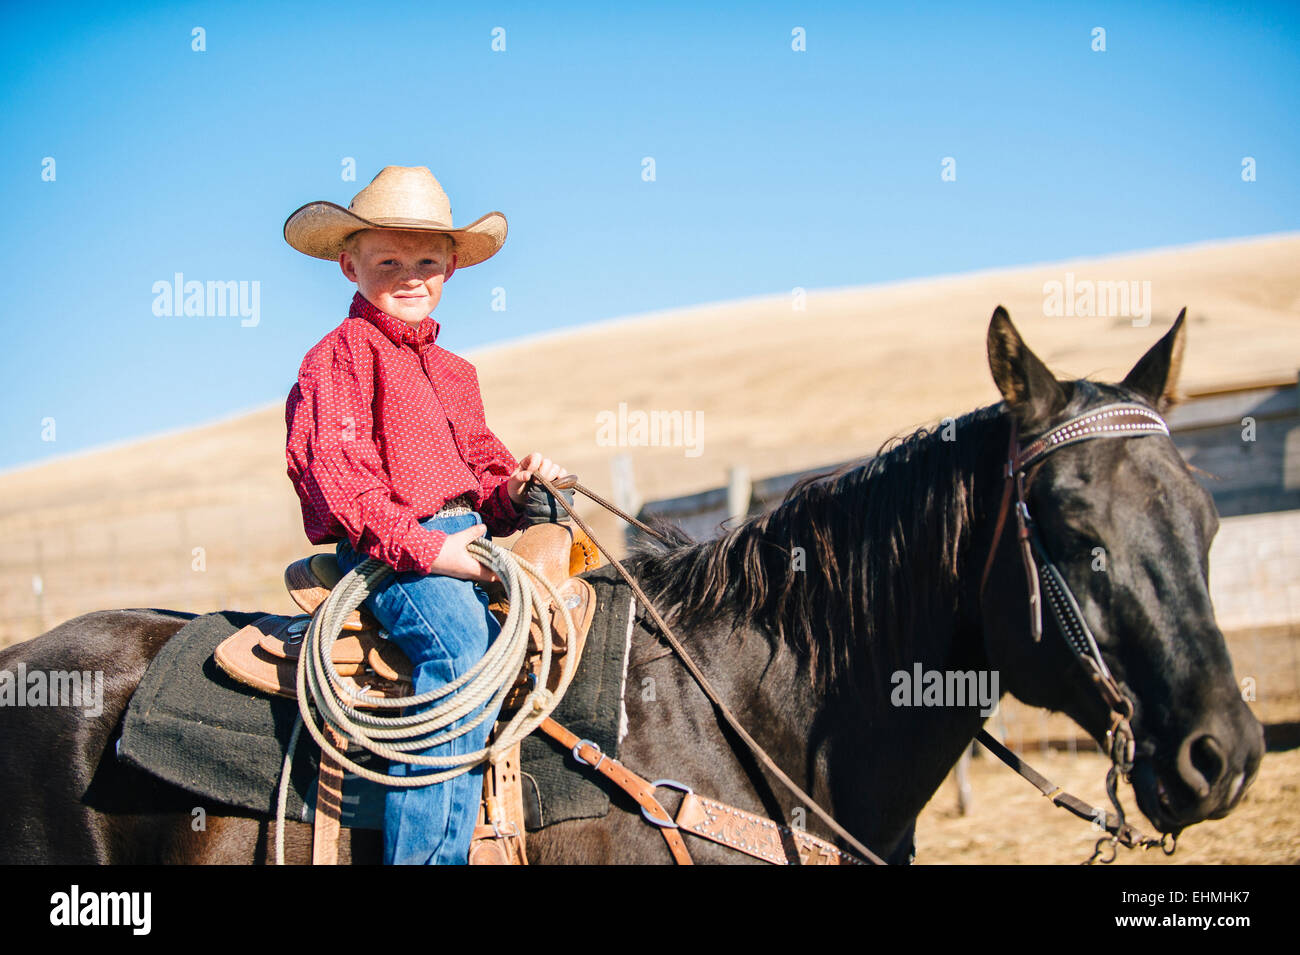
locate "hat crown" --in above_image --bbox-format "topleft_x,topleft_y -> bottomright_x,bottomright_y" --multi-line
348,165 -> 453,228
283,164 -> 506,265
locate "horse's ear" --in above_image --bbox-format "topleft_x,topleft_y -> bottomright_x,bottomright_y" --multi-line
1121,308 -> 1187,413
986,306 -> 1068,431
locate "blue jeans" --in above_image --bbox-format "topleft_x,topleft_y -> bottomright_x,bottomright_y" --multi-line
335,510 -> 504,865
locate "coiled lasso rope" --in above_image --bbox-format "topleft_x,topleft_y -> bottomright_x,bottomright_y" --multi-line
274,535 -> 580,864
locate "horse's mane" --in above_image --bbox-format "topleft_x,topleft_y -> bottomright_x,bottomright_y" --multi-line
627,402 -> 1008,690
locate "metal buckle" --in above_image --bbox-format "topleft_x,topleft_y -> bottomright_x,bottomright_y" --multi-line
571,738 -> 605,771
490,820 -> 521,841
640,780 -> 694,828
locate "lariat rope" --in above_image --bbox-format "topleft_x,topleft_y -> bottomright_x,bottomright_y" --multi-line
274,536 -> 578,865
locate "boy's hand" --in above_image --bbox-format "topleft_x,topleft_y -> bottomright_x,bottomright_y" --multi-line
507,452 -> 569,506
429,523 -> 499,584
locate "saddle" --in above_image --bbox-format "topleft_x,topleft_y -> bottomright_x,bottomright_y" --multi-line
213,519 -> 602,865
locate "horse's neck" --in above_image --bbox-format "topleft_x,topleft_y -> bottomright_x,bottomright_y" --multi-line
823,419 -> 1008,848
753,416 -> 1007,851
840,613 -> 991,851
628,409 -> 1010,857
669,592 -> 988,861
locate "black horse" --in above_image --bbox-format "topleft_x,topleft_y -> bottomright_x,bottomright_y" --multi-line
0,308 -> 1263,864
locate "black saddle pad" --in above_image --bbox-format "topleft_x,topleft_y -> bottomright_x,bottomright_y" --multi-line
117,564 -> 636,830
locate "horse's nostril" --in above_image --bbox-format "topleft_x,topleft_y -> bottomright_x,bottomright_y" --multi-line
1177,732 -> 1227,799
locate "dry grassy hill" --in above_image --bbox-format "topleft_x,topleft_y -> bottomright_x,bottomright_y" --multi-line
2,233 -> 1297,648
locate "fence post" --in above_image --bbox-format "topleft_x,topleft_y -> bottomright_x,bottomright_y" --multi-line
610,453 -> 641,546
727,465 -> 752,523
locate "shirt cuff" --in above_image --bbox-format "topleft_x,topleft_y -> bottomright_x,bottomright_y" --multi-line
472,479 -> 518,535
389,525 -> 448,575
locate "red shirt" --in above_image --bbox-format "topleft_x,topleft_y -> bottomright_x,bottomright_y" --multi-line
285,292 -> 527,574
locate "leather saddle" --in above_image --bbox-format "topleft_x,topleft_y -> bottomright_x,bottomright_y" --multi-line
213,518 -> 602,865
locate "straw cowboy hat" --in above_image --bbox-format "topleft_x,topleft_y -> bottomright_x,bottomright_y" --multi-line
283,165 -> 507,266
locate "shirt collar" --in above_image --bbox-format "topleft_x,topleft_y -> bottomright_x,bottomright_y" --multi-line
349,292 -> 440,349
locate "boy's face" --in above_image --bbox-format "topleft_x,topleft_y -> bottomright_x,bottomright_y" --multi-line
339,229 -> 457,325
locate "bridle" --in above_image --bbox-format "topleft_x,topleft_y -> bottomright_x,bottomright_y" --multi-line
977,400 -> 1177,860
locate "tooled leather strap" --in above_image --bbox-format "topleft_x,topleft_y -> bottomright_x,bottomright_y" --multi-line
469,742 -> 528,865
312,726 -> 347,865
675,793 -> 867,865
541,718 -> 866,866
539,718 -> 694,865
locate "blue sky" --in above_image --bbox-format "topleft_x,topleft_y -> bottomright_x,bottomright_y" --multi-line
1,0 -> 1297,470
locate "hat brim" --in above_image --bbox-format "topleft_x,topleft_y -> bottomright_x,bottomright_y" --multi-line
283,201 -> 507,267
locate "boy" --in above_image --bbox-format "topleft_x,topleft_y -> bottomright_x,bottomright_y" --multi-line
282,165 -> 568,864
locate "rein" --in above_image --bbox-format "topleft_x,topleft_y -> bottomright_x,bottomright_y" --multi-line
534,399 -> 1181,866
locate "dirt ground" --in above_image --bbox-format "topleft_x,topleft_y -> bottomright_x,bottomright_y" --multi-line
916,744 -> 1300,865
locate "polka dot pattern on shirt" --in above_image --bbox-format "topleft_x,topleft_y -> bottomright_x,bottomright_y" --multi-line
285,291 -> 526,573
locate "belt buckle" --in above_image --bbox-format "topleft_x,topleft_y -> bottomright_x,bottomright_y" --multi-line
438,493 -> 475,515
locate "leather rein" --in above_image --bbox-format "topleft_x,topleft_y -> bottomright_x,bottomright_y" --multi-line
531,400 -> 1178,865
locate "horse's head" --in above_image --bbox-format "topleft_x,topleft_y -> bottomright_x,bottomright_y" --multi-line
979,306 -> 1263,835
